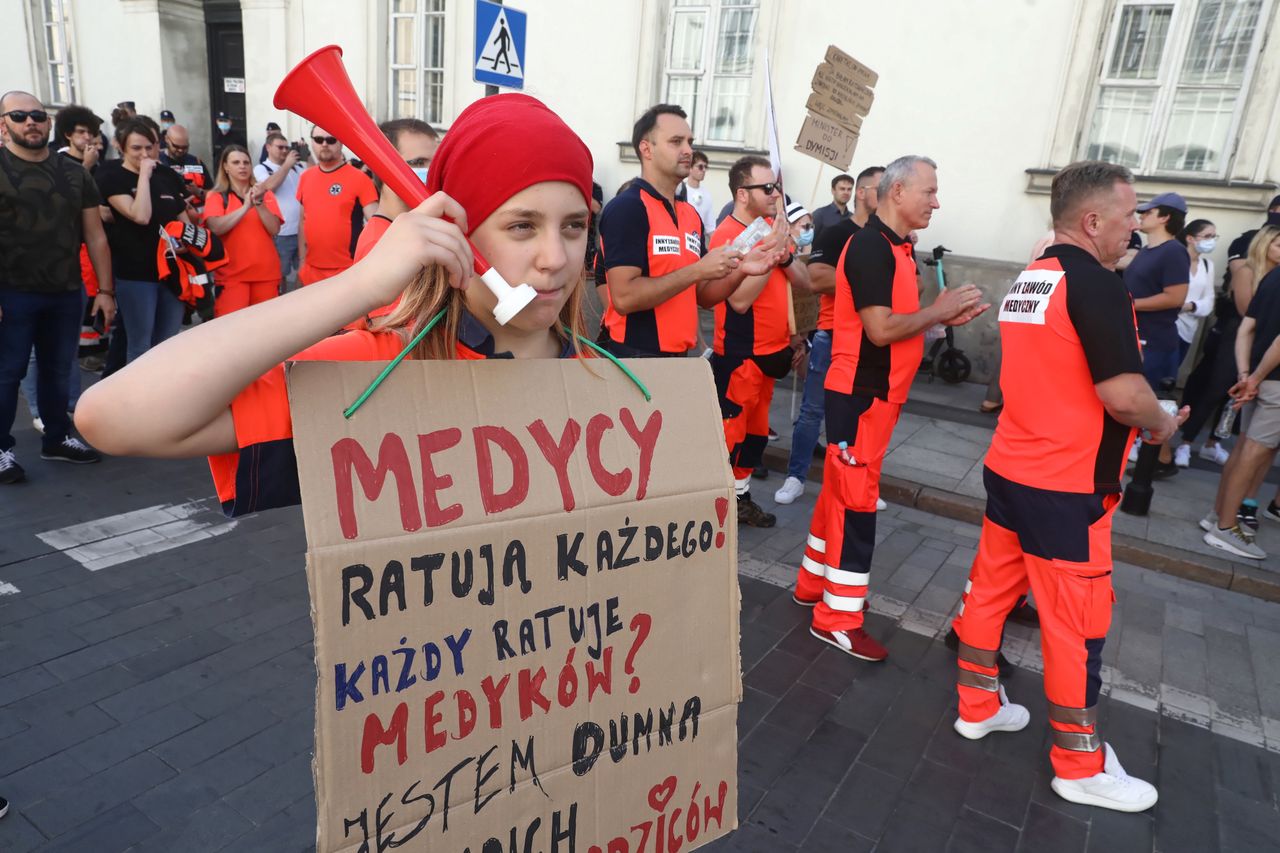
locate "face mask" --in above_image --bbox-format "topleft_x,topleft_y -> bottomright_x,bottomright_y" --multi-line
216,122 -> 230,133
161,121 -> 173,131
412,166 -> 429,184
1195,238 -> 1217,254
795,228 -> 814,248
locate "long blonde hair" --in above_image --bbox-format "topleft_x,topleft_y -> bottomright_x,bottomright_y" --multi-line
1247,224 -> 1280,283
212,144 -> 256,195
373,264 -> 588,360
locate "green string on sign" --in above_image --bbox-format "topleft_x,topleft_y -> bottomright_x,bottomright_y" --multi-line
342,308 -> 447,419
565,326 -> 652,402
339,311 -> 655,419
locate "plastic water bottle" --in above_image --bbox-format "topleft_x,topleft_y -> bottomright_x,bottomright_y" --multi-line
1214,403 -> 1236,440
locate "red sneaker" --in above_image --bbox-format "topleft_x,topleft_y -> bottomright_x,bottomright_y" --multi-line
810,626 -> 888,661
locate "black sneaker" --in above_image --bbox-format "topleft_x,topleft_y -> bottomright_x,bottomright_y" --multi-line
0,794 -> 8,818
751,466 -> 769,480
1238,503 -> 1260,534
768,428 -> 779,442
737,494 -> 776,528
1264,502 -> 1280,524
40,436 -> 101,464
0,450 -> 24,484
1151,462 -> 1179,480
944,627 -> 1014,678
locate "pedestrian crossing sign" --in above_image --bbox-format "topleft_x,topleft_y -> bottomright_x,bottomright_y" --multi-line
473,0 -> 526,89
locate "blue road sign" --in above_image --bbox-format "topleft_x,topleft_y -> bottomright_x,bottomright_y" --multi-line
474,0 -> 526,90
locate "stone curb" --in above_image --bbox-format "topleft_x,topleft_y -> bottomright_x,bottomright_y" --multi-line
759,445 -> 1280,605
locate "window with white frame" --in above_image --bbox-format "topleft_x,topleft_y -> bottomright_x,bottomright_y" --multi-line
663,0 -> 758,145
1083,0 -> 1267,177
30,0 -> 76,106
389,0 -> 445,124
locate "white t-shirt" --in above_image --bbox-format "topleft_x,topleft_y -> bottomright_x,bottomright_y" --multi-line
1177,255 -> 1215,344
682,181 -> 715,234
253,160 -> 303,237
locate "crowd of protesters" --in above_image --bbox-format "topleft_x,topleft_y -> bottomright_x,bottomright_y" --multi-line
7,84 -> 1280,821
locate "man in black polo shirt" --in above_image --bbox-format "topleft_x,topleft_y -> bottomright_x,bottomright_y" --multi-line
0,91 -> 114,482
596,104 -> 777,358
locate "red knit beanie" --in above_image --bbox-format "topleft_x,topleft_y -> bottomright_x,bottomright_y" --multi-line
424,93 -> 593,235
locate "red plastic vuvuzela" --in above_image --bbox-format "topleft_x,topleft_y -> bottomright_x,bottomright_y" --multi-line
273,45 -> 536,323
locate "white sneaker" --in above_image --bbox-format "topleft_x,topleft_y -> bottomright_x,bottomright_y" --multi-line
875,497 -> 887,511
32,416 -> 43,434
1051,743 -> 1158,813
1173,444 -> 1191,468
1127,438 -> 1140,463
1203,525 -> 1266,560
1199,510 -> 1218,532
953,686 -> 1030,740
773,476 -> 805,505
1199,444 -> 1229,465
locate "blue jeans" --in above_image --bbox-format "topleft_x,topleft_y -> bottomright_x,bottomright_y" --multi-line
275,233 -> 299,293
1141,345 -> 1182,393
786,329 -> 832,481
20,289 -> 86,417
116,278 -> 184,363
0,288 -> 82,451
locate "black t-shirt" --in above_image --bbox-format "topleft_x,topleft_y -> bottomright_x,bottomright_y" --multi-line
1124,239 -> 1189,352
1246,267 -> 1280,381
0,148 -> 100,293
810,217 -> 862,268
96,161 -> 188,281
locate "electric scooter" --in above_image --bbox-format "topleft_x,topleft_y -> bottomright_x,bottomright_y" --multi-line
919,245 -> 972,384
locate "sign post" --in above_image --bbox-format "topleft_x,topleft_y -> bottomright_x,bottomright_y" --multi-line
793,45 -> 878,171
289,358 -> 742,852
474,0 -> 527,92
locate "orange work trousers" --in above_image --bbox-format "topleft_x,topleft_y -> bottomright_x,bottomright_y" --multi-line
953,466 -> 1117,780
297,263 -> 348,287
796,391 -> 900,632
715,357 -> 776,483
214,280 -> 278,317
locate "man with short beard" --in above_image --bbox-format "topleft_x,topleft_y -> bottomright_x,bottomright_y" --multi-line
295,125 -> 378,286
0,92 -> 115,482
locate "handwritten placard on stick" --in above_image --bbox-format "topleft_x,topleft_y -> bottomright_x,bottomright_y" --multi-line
289,358 -> 742,852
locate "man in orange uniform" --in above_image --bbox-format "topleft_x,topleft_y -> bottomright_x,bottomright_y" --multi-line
708,155 -> 809,527
951,161 -> 1183,813
598,104 -> 773,359
794,156 -> 985,661
295,125 -> 378,285
354,119 -> 439,263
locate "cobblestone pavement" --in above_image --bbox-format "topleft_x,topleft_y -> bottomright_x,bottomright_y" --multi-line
1,417 -> 1278,851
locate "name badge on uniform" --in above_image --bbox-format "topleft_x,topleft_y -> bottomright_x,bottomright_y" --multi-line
652,235 -> 681,255
999,269 -> 1064,325
685,231 -> 702,255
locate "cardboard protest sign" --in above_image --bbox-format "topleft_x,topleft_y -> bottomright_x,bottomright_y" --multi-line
805,90 -> 862,135
809,63 -> 875,118
794,112 -> 859,171
792,284 -> 821,336
288,358 -> 741,853
824,44 -> 879,89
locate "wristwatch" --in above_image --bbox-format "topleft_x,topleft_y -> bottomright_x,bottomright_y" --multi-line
779,252 -> 795,269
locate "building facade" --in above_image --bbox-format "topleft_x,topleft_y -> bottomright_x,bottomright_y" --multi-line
5,0 -> 1278,371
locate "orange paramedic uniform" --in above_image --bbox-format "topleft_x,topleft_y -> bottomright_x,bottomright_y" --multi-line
708,215 -> 792,488
598,178 -> 706,357
797,214 -> 921,631
202,190 -> 283,316
952,243 -> 1143,780
296,162 -> 377,285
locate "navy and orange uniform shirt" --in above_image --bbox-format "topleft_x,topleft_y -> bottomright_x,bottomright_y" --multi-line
985,244 -> 1143,494
709,215 -> 791,358
809,218 -> 863,332
208,313 -> 579,516
296,162 -> 377,275
825,214 -> 921,403
598,178 -> 706,355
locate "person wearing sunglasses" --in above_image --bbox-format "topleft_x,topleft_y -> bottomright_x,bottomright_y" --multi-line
0,91 -> 115,481
295,125 -> 378,286
159,124 -> 209,211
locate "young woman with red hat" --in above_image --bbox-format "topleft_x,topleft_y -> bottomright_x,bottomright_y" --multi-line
75,94 -> 611,514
